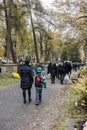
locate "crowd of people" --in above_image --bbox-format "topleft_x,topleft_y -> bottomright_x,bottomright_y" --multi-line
19,58 -> 81,105
47,61 -> 81,84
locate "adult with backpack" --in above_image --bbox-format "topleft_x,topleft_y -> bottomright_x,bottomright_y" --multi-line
19,59 -> 34,104
35,68 -> 46,105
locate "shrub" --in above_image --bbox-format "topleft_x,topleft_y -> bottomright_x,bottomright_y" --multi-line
71,76 -> 87,108
79,67 -> 87,78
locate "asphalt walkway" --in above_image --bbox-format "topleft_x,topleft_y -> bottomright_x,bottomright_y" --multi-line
0,71 -> 79,130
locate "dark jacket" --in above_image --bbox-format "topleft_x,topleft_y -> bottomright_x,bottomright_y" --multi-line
51,63 -> 57,77
47,63 -> 52,74
57,63 -> 68,75
20,64 -> 34,89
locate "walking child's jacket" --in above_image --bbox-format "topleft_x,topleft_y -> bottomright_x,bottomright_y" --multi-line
35,68 -> 46,89
35,69 -> 43,89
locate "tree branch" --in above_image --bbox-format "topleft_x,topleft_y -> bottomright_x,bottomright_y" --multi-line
78,16 -> 87,19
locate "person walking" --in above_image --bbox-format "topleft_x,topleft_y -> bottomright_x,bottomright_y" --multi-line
35,68 -> 46,105
58,61 -> 68,84
50,62 -> 57,84
19,59 -> 34,104
47,62 -> 52,74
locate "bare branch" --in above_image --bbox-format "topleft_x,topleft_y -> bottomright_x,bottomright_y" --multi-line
78,16 -> 87,19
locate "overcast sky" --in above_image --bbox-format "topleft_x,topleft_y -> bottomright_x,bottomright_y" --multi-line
40,0 -> 54,8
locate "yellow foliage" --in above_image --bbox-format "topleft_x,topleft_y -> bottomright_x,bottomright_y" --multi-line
0,47 -> 5,57
81,100 -> 85,103
12,72 -> 20,78
81,103 -> 86,106
79,67 -> 87,77
71,76 -> 87,97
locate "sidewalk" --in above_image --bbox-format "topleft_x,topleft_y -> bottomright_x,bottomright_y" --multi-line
0,78 -> 67,130
0,70 -> 79,130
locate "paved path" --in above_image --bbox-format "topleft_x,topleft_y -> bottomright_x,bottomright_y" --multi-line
0,72 -> 77,130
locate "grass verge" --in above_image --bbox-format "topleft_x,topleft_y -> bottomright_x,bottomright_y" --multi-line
0,77 -> 20,88
56,86 -> 87,130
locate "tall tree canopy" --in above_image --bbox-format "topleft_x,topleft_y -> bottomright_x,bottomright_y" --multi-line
0,0 -> 87,63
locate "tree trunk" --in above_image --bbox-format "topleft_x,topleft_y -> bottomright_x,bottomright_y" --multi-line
9,0 -> 17,63
27,0 -> 39,63
10,40 -> 17,63
3,0 -> 11,60
44,39 -> 49,61
39,31 -> 43,56
3,0 -> 17,63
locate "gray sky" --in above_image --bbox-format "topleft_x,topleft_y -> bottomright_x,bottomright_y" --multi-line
40,0 -> 54,8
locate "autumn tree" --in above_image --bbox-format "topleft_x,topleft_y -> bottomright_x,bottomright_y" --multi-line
51,0 -> 86,61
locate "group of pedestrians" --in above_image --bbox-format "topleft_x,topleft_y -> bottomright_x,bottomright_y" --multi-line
47,60 -> 72,84
19,59 -> 46,105
19,59 -> 80,105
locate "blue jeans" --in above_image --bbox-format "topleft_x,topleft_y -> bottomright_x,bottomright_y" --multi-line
35,88 -> 42,103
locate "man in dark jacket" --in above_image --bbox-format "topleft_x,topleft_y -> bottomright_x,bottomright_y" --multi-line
47,62 -> 52,74
20,59 -> 34,104
58,61 -> 68,84
50,62 -> 57,83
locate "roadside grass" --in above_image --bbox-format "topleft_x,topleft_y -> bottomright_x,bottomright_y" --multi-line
56,86 -> 87,130
0,77 -> 20,88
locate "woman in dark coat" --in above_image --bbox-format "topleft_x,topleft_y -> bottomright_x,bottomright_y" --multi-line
20,59 -> 34,104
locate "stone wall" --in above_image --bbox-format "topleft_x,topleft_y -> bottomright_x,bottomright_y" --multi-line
0,64 -> 18,77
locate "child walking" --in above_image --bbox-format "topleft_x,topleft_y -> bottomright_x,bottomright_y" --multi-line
35,68 -> 46,105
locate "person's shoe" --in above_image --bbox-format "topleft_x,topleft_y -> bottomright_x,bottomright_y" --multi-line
35,103 -> 38,105
29,98 -> 32,102
35,102 -> 39,105
24,100 -> 26,104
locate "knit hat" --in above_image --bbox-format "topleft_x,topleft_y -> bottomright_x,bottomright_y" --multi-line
25,59 -> 30,65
